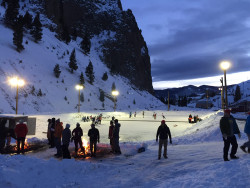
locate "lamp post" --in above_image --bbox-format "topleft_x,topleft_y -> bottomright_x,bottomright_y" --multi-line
111,90 -> 119,112
75,84 -> 84,113
8,77 -> 25,114
219,77 -> 224,109
220,61 -> 230,109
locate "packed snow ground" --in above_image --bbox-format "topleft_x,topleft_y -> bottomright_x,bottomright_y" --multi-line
0,110 -> 249,188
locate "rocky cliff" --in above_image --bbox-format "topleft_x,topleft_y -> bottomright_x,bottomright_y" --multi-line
41,0 -> 153,93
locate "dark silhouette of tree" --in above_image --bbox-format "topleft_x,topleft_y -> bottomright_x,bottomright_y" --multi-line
31,13 -> 42,42
133,99 -> 136,105
102,72 -> 108,81
80,92 -> 84,102
13,15 -> 24,52
23,11 -> 32,29
99,89 -> 105,102
53,64 -> 61,78
4,0 -> 20,28
37,89 -> 43,96
111,82 -> 116,91
68,49 -> 78,73
85,60 -> 95,84
1,0 -> 7,8
80,32 -> 91,55
80,72 -> 85,85
234,85 -> 241,102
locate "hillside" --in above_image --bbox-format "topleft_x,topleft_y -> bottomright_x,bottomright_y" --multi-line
0,0 -> 163,114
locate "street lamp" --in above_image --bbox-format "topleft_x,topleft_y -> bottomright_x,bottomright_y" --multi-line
75,84 -> 84,113
8,77 -> 25,114
220,61 -> 230,109
111,90 -> 119,111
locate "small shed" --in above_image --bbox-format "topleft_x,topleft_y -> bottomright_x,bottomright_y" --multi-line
0,114 -> 36,135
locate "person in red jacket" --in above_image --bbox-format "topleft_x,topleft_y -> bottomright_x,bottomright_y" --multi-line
15,119 -> 28,154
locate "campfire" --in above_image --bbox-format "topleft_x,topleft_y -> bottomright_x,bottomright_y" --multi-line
76,138 -> 90,158
13,139 -> 30,151
4,139 -> 46,155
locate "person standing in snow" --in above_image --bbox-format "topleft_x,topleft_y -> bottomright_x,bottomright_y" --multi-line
156,120 -> 172,160
108,121 -> 115,152
14,119 -> 28,154
54,119 -> 64,157
142,111 -> 145,118
220,109 -> 241,161
47,119 -> 52,145
50,118 -> 56,148
88,124 -> 100,157
62,124 -> 71,159
0,119 -> 8,154
113,119 -> 121,154
72,123 -> 85,155
240,112 -> 250,153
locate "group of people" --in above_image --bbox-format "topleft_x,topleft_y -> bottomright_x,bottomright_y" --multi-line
47,117 -> 121,158
188,114 -> 201,123
0,119 -> 28,154
220,110 -> 250,161
82,114 -> 102,125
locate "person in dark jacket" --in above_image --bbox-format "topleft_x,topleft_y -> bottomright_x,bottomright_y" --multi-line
156,120 -> 172,160
220,109 -> 241,161
72,123 -> 85,155
108,121 -> 114,152
88,124 -> 100,157
50,118 -> 56,148
14,119 -> 28,154
47,119 -> 52,145
0,119 -> 8,154
113,119 -> 121,154
240,112 -> 250,153
62,124 -> 71,159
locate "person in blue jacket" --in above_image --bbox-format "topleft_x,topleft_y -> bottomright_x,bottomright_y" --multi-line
240,112 -> 250,153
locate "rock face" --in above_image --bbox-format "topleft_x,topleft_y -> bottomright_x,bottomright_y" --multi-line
42,0 -> 153,93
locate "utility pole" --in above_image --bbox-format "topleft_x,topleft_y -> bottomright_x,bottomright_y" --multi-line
168,90 -> 170,111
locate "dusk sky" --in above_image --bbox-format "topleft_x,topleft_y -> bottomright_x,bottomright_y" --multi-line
121,0 -> 250,89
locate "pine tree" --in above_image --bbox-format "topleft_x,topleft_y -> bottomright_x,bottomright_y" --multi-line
102,72 -> 108,81
37,89 -> 43,96
80,33 -> 91,55
13,15 -> 24,52
80,92 -> 84,102
133,99 -> 136,105
53,64 -> 61,78
234,85 -> 241,102
31,13 -> 42,43
99,89 -> 105,102
61,26 -> 71,44
85,60 -> 95,84
112,82 -> 116,91
68,49 -> 78,73
1,0 -> 6,7
80,72 -> 85,85
23,11 -> 32,29
4,0 -> 20,28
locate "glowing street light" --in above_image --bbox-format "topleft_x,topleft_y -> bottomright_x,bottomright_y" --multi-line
220,61 -> 231,109
75,84 -> 84,113
111,90 -> 119,111
8,77 -> 25,114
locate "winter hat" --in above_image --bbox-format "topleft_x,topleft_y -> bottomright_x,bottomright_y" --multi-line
224,109 -> 231,115
161,120 -> 165,124
66,124 -> 70,128
76,122 -> 80,127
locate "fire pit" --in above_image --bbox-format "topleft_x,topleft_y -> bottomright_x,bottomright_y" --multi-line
73,138 -> 112,159
3,140 -> 46,155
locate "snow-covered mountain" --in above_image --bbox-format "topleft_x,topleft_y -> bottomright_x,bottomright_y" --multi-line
0,0 -> 163,114
155,80 -> 250,110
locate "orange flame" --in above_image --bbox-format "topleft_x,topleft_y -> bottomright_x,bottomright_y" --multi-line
14,139 -> 30,151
